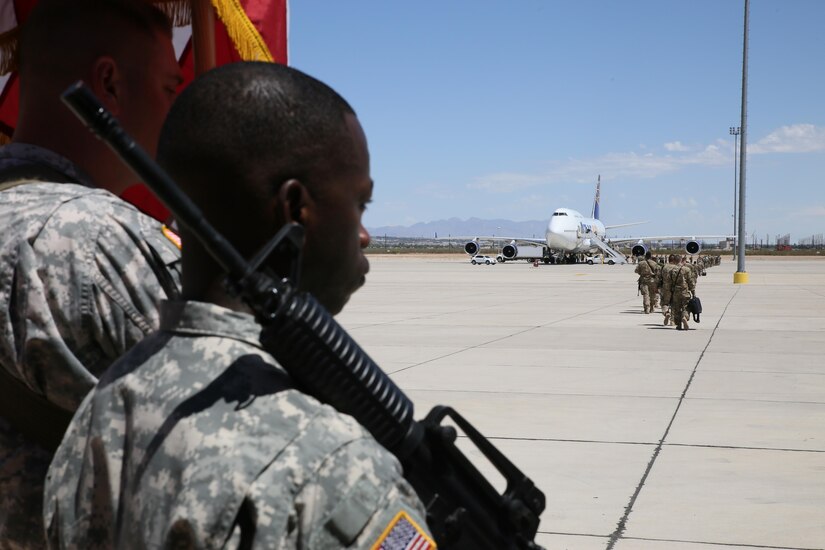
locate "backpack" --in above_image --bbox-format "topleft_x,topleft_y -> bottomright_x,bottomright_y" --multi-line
687,296 -> 702,323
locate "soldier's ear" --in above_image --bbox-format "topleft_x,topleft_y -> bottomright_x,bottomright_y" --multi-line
276,179 -> 312,226
88,57 -> 123,116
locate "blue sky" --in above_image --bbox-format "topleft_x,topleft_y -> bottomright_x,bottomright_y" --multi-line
289,1 -> 825,243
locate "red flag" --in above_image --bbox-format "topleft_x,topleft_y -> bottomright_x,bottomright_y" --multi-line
210,0 -> 288,63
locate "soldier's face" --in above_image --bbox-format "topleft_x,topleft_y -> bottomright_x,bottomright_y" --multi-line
299,114 -> 372,315
118,29 -> 182,157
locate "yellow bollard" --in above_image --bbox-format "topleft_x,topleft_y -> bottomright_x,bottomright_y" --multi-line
734,271 -> 749,284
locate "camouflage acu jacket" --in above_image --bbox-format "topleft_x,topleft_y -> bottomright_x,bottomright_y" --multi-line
0,143 -> 181,548
634,258 -> 660,282
663,265 -> 696,298
45,300 -> 433,549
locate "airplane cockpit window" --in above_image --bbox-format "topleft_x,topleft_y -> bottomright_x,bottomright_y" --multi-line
553,212 -> 567,216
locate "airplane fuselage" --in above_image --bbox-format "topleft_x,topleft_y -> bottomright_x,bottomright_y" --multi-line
545,208 -> 606,253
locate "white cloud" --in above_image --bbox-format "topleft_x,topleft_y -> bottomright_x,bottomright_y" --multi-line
468,148 -> 726,192
656,197 -> 698,209
750,124 -> 825,154
664,141 -> 689,152
413,182 -> 459,200
467,124 -> 823,195
468,172 -> 551,193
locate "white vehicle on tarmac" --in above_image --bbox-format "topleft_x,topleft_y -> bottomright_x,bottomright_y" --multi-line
471,255 -> 496,265
586,255 -> 619,265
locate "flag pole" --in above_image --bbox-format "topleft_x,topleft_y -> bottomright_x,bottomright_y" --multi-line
191,0 -> 216,75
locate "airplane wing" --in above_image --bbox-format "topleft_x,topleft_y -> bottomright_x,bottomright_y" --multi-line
607,234 -> 734,256
604,221 -> 647,231
438,236 -> 547,245
438,235 -> 551,260
607,235 -> 733,245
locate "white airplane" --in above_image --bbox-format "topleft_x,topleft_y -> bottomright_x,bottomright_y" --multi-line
461,176 -> 731,264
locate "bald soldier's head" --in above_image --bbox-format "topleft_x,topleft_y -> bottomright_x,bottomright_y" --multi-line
159,62 -> 373,315
14,0 -> 181,194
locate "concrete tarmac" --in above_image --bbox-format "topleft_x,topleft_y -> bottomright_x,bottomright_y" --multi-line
337,254 -> 825,550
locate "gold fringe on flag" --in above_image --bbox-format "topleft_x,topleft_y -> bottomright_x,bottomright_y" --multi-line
210,0 -> 273,62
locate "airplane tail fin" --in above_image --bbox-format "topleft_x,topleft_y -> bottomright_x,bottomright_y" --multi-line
591,175 -> 601,220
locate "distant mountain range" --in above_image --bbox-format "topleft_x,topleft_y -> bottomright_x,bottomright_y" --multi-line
367,217 -> 548,239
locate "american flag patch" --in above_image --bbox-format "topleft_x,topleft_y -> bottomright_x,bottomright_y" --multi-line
371,510 -> 436,550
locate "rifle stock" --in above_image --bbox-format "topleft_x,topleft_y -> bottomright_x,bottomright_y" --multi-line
62,82 -> 546,549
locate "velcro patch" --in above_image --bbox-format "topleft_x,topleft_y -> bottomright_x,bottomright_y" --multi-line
371,511 -> 435,550
161,224 -> 182,250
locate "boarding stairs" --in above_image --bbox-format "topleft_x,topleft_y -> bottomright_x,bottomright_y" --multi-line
592,237 -> 627,264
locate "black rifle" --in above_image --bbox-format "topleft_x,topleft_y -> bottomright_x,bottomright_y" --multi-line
61,82 -> 546,549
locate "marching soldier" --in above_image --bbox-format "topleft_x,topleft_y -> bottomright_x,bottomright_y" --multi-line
634,251 -> 661,314
688,257 -> 700,286
663,255 -> 696,330
660,254 -> 675,325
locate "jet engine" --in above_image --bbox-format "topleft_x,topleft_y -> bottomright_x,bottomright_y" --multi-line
464,239 -> 480,256
685,240 -> 701,255
631,242 -> 648,257
501,243 -> 518,259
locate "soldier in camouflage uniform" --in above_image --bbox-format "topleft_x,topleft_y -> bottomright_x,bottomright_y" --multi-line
659,254 -> 675,325
688,257 -> 700,287
0,2 -> 181,547
663,255 -> 696,330
634,251 -> 661,313
658,254 -> 678,326
45,62 -> 434,548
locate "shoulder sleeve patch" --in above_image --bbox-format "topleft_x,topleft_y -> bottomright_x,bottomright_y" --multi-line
161,224 -> 182,250
325,473 -> 382,544
371,510 -> 436,550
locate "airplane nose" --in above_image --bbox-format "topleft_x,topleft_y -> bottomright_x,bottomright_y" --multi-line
547,218 -> 574,250
547,233 -> 566,250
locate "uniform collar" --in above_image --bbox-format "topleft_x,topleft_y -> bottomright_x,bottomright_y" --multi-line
0,142 -> 96,187
159,300 -> 264,349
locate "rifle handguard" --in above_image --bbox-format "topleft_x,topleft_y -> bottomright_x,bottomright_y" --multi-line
259,289 -> 424,460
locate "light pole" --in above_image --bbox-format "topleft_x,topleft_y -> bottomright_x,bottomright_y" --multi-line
734,0 -> 750,283
729,126 -> 740,259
